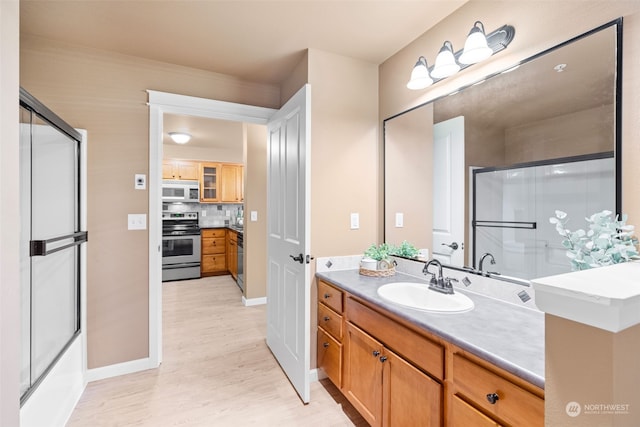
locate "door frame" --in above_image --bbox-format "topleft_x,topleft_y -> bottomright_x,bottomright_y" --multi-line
147,90 -> 275,365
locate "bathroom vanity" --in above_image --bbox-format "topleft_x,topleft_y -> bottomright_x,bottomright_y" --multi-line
316,270 -> 544,426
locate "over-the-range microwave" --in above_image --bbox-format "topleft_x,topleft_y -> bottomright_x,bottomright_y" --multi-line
162,180 -> 199,203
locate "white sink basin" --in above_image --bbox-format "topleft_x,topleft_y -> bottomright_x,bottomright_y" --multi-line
377,282 -> 474,313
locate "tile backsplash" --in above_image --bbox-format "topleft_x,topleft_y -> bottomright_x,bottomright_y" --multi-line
164,202 -> 243,227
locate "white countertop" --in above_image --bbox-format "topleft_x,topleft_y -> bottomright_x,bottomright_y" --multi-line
532,261 -> 640,332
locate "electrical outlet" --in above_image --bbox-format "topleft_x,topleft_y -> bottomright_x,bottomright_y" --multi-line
201,210 -> 207,217
350,213 -> 359,230
250,211 -> 258,221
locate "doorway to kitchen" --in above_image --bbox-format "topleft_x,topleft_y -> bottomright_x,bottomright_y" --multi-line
147,91 -> 275,367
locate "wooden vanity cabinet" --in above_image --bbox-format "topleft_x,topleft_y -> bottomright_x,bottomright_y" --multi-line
201,229 -> 226,276
317,281 -> 344,388
343,297 -> 442,427
316,280 -> 545,427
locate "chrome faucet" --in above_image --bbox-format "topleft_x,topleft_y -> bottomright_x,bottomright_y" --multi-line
423,259 -> 456,294
479,252 -> 496,275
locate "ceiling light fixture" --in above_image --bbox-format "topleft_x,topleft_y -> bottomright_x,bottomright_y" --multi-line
407,22 -> 515,90
169,132 -> 191,144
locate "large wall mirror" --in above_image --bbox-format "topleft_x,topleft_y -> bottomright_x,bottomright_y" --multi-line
384,19 -> 622,281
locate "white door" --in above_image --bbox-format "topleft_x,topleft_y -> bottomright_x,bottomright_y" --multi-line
432,116 -> 465,266
266,85 -> 311,403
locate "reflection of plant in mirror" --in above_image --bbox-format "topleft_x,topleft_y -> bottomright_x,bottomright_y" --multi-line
391,241 -> 419,258
550,210 -> 639,271
364,241 -> 419,260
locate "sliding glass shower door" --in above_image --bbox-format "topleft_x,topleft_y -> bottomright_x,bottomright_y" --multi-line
19,89 -> 86,403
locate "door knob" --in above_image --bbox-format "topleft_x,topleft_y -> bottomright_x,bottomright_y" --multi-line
290,253 -> 304,264
442,242 -> 459,250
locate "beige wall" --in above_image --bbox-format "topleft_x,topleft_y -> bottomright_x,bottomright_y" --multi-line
1,1 -> 21,425
308,48 -> 379,257
244,123 -> 268,300
20,34 -> 280,369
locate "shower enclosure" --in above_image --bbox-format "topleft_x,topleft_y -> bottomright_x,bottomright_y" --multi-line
472,153 -> 615,280
19,88 -> 87,404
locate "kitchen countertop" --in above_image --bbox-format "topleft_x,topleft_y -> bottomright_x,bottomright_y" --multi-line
316,269 -> 545,389
201,225 -> 243,235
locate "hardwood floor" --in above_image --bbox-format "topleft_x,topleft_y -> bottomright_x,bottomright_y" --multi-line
67,275 -> 368,426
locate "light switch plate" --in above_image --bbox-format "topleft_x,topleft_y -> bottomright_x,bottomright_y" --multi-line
250,211 -> 258,221
395,212 -> 404,228
134,174 -> 146,190
350,213 -> 359,230
128,214 -> 147,230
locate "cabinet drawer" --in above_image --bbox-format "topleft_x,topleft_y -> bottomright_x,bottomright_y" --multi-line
202,237 -> 225,254
449,395 -> 501,427
318,327 -> 342,388
202,254 -> 226,272
318,280 -> 343,313
452,354 -> 543,427
318,303 -> 343,340
346,297 -> 444,381
202,229 -> 226,238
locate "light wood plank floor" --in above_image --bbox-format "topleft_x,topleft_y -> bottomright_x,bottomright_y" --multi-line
67,275 -> 368,426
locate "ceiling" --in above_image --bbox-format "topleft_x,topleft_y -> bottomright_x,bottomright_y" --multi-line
20,0 -> 466,86
20,0 -> 467,148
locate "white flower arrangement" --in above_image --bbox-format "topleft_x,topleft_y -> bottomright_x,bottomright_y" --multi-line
550,210 -> 639,271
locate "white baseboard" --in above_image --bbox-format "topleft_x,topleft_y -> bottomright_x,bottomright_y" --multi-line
86,357 -> 158,383
20,336 -> 86,427
242,296 -> 267,306
309,368 -> 326,383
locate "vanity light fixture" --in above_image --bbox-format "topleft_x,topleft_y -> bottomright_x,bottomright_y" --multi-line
407,21 -> 515,90
406,56 -> 433,90
459,21 -> 494,65
431,41 -> 461,79
169,132 -> 191,144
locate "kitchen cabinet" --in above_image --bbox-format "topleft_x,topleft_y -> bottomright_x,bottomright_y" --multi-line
316,279 -> 544,427
201,229 -> 226,276
163,160 -> 199,180
227,229 -> 238,280
220,164 -> 244,203
200,162 -> 221,202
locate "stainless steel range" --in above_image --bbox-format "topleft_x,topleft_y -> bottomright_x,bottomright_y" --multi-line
162,212 -> 201,282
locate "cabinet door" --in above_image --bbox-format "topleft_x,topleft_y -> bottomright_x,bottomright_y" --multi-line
162,161 -> 175,179
177,162 -> 199,180
382,348 -> 442,427
220,164 -> 243,202
200,163 -> 220,202
344,323 -> 383,427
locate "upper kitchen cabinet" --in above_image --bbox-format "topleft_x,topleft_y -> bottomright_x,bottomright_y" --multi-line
200,162 -> 220,202
162,159 -> 199,181
220,164 -> 244,203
